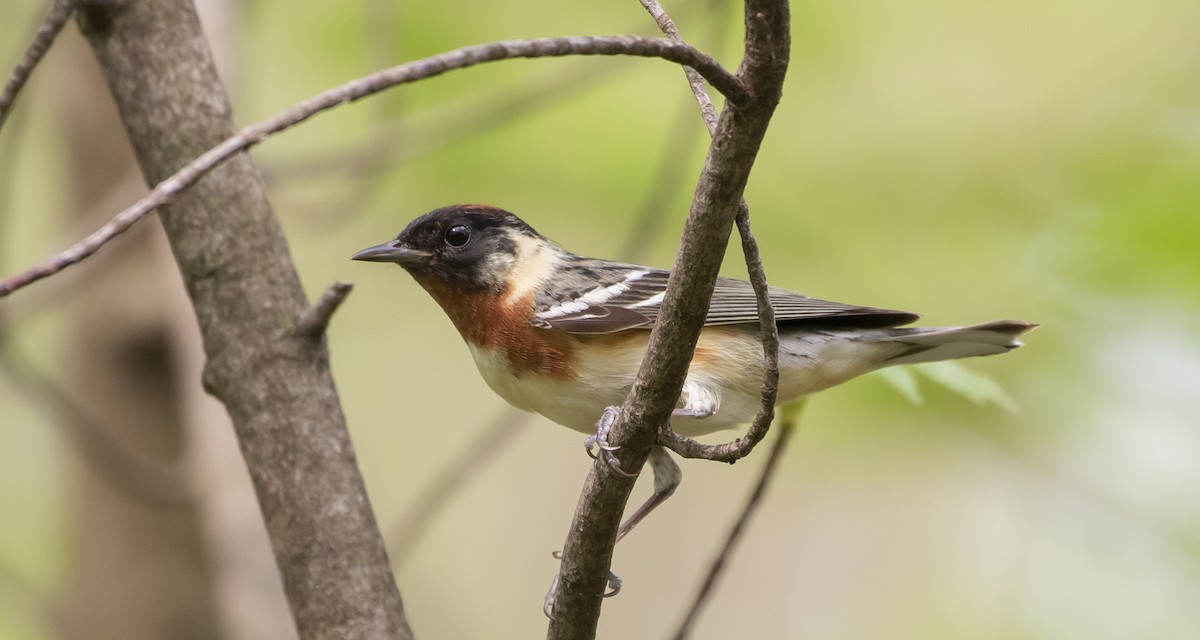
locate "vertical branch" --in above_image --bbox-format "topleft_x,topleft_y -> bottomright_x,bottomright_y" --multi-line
547,1 -> 790,638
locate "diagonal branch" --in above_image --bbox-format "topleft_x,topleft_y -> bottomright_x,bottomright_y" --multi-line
0,0 -> 75,132
0,34 -> 745,299
387,407 -> 534,568
547,1 -> 791,637
72,0 -> 412,635
638,0 -> 720,132
670,401 -> 804,639
620,0 -> 731,260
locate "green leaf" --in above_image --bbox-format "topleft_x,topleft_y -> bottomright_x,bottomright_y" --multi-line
911,361 -> 1019,412
874,366 -> 924,405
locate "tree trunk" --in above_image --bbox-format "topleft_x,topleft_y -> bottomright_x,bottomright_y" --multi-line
72,0 -> 412,637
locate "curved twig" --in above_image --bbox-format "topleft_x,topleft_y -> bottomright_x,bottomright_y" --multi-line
658,205 -> 779,464
0,0 -> 75,132
641,0 -> 781,466
0,34 -> 746,299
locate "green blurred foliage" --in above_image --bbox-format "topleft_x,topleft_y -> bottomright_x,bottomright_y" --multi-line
2,0 -> 1199,638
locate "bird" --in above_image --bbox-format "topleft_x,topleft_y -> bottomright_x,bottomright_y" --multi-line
352,204 -> 1034,544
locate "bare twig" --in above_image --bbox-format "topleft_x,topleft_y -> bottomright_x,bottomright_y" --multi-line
272,3 -> 707,183
292,281 -> 353,340
619,1 -> 732,260
547,1 -> 790,636
671,401 -> 803,639
730,207 -> 781,438
0,34 -> 745,299
658,204 -> 779,464
0,0 -> 75,132
638,0 -> 720,131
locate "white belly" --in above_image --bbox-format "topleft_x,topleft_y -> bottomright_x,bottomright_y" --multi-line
467,342 -> 635,433
464,328 -> 899,437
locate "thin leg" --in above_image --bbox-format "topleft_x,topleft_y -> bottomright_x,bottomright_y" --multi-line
548,425 -> 685,617
615,446 -> 681,543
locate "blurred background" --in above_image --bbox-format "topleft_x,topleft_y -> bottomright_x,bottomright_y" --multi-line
2,0 -> 1199,638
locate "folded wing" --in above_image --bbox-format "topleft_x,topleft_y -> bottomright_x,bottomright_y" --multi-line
530,264 -> 918,334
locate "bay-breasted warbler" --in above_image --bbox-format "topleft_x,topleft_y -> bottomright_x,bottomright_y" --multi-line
352,204 -> 1033,545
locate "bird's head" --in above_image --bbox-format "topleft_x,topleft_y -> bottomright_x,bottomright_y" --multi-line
352,204 -> 558,295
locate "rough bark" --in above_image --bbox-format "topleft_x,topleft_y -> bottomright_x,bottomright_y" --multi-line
74,0 -> 411,638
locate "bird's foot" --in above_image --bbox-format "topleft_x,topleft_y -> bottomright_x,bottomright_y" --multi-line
583,406 -> 636,477
543,553 -> 623,619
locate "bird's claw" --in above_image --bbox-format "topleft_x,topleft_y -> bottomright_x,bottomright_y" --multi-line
543,565 -> 623,619
543,573 -> 560,618
603,571 -> 622,597
583,436 -> 620,459
583,406 -> 622,457
583,406 -> 636,477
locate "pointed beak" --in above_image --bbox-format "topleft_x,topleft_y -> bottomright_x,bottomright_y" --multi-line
351,241 -> 431,267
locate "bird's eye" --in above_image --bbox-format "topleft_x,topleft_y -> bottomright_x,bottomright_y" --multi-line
444,224 -> 471,247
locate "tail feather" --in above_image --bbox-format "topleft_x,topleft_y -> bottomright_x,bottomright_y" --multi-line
884,320 -> 1036,365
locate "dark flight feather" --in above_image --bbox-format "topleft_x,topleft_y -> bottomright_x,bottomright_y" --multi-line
530,263 -> 919,335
